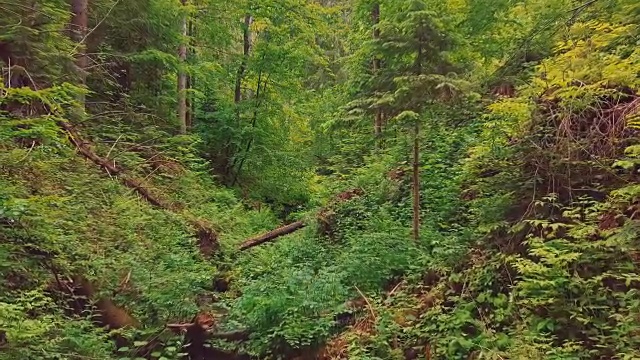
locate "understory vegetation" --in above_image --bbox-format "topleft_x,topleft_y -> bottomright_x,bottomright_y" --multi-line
2,0 -> 640,359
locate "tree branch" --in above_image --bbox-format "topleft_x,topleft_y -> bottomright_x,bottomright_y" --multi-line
239,221 -> 306,250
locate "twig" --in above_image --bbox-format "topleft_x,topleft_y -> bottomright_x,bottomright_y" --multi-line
118,269 -> 131,289
14,141 -> 36,163
354,286 -> 376,322
166,323 -> 196,329
105,134 -> 122,159
0,2 -> 55,18
24,68 -> 38,90
0,6 -> 24,26
388,280 -> 404,297
488,0 -> 602,83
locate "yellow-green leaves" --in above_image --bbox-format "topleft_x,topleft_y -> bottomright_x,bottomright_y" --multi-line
536,21 -> 640,94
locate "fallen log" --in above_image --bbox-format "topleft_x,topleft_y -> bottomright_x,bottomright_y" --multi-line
239,220 -> 306,250
57,121 -> 219,255
57,121 -> 171,209
238,188 -> 365,251
166,323 -> 250,341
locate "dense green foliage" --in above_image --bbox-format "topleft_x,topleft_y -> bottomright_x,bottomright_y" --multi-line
2,0 -> 640,359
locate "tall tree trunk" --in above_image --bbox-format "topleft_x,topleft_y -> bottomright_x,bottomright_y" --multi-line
372,3 -> 382,139
412,120 -> 420,241
226,14 -> 252,182
412,42 -> 423,242
231,69 -> 268,187
186,74 -> 193,129
186,14 -> 196,129
234,14 -> 253,104
70,0 -> 88,104
177,0 -> 189,134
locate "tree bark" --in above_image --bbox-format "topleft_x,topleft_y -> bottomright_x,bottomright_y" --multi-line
239,221 -> 306,251
186,14 -> 196,129
186,74 -> 192,129
72,275 -> 140,330
71,0 -> 88,75
177,0 -> 189,134
70,0 -> 88,106
166,323 -> 249,341
58,120 -> 170,208
234,14 -> 253,104
230,69 -> 268,187
225,14 -> 253,181
411,38 -> 424,242
372,3 -> 382,138
412,120 -> 420,241
181,314 -> 250,360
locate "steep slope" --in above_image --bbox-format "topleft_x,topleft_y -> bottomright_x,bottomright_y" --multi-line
2,1 -> 640,360
316,5 -> 640,359
0,86 -> 279,359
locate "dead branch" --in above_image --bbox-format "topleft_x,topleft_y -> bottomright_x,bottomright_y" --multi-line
166,323 -> 249,341
57,120 -> 219,256
238,188 -> 365,251
58,120 -> 170,208
239,220 -> 306,250
354,286 -> 377,322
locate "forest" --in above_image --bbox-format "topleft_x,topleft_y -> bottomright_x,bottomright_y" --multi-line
1,0 -> 640,359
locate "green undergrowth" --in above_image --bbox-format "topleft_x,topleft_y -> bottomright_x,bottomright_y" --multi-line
222,112 -> 479,356
3,2 -> 640,360
0,84 -> 279,359
326,184 -> 640,359
317,9 -> 640,360
228,206 -> 425,355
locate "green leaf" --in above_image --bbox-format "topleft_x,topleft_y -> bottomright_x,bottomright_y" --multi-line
458,338 -> 474,350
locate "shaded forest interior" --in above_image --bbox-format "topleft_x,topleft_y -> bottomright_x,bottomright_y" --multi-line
2,0 -> 640,359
